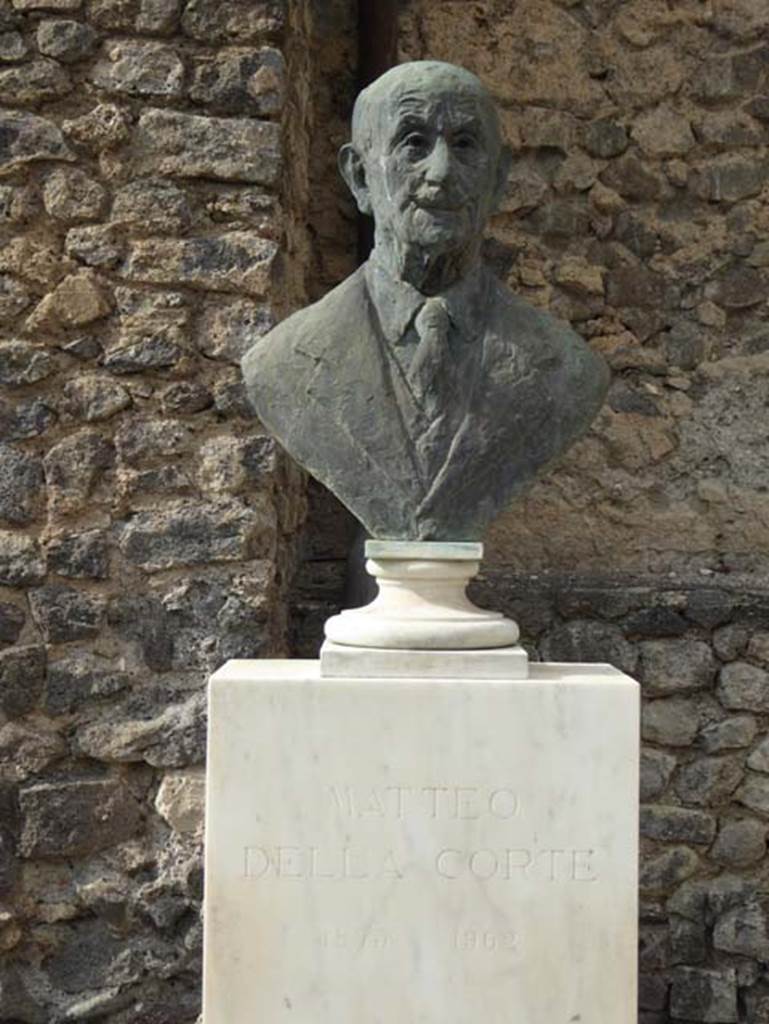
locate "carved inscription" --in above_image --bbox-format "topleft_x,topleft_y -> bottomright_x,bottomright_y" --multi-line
238,779 -> 603,968
435,847 -> 597,882
242,782 -> 601,884
310,926 -> 521,957
319,927 -> 392,951
327,785 -> 520,820
454,928 -> 518,953
243,844 -> 597,882
244,845 -> 404,880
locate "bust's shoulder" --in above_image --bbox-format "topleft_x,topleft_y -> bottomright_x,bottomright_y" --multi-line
482,268 -> 610,396
484,272 -> 573,345
241,265 -> 371,435
247,265 -> 368,369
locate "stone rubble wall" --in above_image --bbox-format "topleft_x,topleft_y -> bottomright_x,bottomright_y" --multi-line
0,1 -> 356,1020
4,0 -> 769,1021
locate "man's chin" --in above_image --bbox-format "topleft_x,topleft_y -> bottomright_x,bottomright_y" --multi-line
408,208 -> 471,250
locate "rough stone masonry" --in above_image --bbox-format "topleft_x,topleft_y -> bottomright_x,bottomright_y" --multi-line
3,0 -> 769,1022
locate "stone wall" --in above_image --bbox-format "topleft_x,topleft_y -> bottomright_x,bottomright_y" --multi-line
0,1 -> 356,1020
4,0 -> 769,1021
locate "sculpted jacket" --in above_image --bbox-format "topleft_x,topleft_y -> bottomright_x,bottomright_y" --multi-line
241,259 -> 610,541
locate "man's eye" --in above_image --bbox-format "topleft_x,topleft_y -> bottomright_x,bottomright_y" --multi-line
453,135 -> 476,151
403,132 -> 428,150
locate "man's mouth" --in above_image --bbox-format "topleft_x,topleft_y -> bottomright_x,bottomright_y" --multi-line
414,199 -> 462,213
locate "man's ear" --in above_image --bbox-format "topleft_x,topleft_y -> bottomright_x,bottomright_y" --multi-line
338,143 -> 372,215
491,144 -> 513,212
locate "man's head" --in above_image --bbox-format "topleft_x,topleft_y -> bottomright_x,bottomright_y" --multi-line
339,62 -> 511,269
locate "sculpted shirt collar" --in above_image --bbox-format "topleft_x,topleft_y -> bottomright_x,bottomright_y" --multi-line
364,250 -> 488,346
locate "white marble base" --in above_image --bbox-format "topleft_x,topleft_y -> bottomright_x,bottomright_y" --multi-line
320,639 -> 529,678
203,656 -> 639,1024
324,540 -> 520,650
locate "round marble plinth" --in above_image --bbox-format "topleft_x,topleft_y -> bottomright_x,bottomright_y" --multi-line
324,541 -> 520,650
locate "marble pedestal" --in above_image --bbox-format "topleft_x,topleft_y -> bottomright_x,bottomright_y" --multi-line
324,541 -> 521,650
203,655 -> 639,1024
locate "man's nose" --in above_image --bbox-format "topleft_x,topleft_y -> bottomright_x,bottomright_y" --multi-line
423,137 -> 451,184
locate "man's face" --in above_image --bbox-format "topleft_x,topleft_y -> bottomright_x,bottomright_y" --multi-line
362,83 -> 503,256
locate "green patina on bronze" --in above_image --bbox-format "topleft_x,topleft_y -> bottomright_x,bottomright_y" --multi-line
242,61 -> 609,541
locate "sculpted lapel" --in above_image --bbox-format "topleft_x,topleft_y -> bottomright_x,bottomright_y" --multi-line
414,282 -> 584,538
246,268 -> 429,537
302,271 -> 425,506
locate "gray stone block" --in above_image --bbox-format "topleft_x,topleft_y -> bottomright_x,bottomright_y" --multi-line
19,779 -> 143,858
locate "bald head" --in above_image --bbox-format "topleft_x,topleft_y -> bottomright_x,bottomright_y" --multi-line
351,61 -> 502,157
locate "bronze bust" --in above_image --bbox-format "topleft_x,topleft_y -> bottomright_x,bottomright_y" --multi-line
242,61 -> 609,541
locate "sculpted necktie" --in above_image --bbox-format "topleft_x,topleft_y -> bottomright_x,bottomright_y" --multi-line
409,296 -> 453,413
